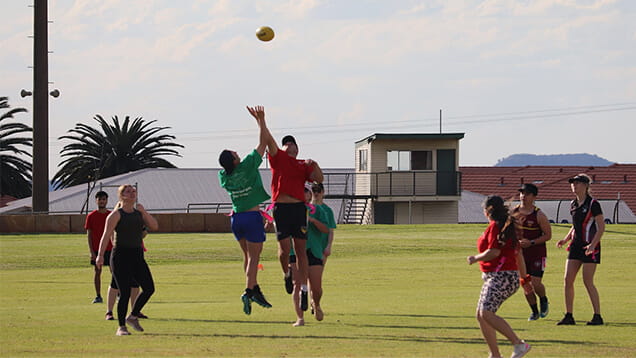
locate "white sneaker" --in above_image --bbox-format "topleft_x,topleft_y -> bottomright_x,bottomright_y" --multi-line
511,340 -> 531,358
126,315 -> 144,332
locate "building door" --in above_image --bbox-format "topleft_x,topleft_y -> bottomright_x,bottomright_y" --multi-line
436,149 -> 457,195
374,202 -> 394,224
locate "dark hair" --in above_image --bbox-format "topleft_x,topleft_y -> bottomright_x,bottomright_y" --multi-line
311,182 -> 324,193
95,191 -> 108,199
219,150 -> 235,175
483,195 -> 517,248
281,135 -> 297,146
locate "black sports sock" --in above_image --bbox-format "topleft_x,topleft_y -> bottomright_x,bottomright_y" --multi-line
530,304 -> 539,314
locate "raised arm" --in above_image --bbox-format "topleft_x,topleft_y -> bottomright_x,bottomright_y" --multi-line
307,159 -> 324,183
247,105 -> 278,157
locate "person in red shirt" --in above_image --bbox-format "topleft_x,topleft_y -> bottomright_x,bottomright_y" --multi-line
467,195 -> 532,358
256,106 -> 323,313
85,191 -> 113,304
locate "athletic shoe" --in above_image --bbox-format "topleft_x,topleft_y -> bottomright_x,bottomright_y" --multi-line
116,326 -> 131,336
136,312 -> 149,319
511,340 -> 531,358
241,292 -> 252,315
126,315 -> 144,332
586,314 -> 604,325
557,313 -> 575,325
528,312 -> 540,321
300,290 -> 308,311
92,296 -> 103,304
540,298 -> 549,318
105,311 -> 114,320
251,285 -> 272,308
285,273 -> 293,294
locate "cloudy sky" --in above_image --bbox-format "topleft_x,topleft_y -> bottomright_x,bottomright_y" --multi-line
2,0 -> 635,178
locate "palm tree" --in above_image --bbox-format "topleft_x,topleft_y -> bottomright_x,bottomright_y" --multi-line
53,115 -> 184,189
0,96 -> 32,199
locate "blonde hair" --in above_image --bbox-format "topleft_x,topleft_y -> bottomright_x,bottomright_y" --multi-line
114,184 -> 135,210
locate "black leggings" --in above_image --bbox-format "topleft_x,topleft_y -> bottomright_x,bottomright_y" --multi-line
111,247 -> 155,326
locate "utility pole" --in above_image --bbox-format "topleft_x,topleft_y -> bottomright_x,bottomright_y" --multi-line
32,0 -> 49,212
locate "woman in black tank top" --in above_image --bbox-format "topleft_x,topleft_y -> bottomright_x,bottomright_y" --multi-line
96,184 -> 159,336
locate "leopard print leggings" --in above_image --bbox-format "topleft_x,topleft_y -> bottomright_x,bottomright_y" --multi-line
477,270 -> 519,312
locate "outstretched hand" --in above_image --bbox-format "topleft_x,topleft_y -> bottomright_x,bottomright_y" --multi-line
246,105 -> 265,123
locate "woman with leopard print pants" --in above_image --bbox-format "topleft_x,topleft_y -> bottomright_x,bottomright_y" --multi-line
467,195 -> 533,358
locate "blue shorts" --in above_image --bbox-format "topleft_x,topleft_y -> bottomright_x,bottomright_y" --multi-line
231,211 -> 266,243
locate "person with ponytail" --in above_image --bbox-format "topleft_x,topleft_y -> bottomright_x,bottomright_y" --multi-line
95,185 -> 158,336
556,173 -> 605,326
218,105 -> 273,315
467,195 -> 532,358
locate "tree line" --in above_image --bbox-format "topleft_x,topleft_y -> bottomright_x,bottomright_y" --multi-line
0,96 -> 183,200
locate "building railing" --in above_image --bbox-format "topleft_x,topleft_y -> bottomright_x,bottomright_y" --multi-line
321,171 -> 462,197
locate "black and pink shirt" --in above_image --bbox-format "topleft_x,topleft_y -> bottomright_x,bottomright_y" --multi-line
570,195 -> 602,248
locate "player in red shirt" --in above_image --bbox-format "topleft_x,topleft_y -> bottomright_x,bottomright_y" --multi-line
85,191 -> 113,304
255,106 -> 323,313
467,195 -> 532,358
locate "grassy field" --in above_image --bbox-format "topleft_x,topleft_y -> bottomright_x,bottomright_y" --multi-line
1,224 -> 635,357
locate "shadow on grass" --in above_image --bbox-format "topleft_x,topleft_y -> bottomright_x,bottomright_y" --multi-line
144,331 -> 595,347
144,331 -> 487,345
149,316 -> 594,346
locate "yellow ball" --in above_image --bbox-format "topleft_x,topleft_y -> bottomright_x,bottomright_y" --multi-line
256,26 -> 275,42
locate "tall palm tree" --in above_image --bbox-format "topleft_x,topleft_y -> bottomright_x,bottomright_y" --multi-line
0,96 -> 32,199
53,115 -> 184,189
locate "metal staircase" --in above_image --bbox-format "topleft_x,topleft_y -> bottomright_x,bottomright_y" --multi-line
342,197 -> 371,224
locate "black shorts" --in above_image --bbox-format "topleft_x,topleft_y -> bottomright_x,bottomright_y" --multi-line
525,257 -> 546,278
568,243 -> 601,264
273,202 -> 307,240
91,250 -> 111,266
289,250 -> 323,266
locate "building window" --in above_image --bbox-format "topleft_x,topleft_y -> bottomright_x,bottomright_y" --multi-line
387,150 -> 432,171
358,149 -> 368,171
411,151 -> 432,170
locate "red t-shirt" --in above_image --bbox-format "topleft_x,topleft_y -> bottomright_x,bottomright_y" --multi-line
268,149 -> 314,202
85,210 -> 112,252
477,221 -> 519,272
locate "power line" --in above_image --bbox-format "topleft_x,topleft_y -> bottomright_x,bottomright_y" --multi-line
48,102 -> 636,143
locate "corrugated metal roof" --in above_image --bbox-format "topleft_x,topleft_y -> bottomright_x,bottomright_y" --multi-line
0,168 -> 354,216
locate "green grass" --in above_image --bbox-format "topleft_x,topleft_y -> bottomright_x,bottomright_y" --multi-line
1,224 -> 635,357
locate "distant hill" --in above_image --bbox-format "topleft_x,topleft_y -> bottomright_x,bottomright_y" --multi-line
495,153 -> 614,167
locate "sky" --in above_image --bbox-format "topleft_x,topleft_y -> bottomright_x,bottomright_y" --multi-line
2,0 -> 635,179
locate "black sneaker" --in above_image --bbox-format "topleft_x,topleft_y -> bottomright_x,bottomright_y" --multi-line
285,273 -> 293,294
92,296 -> 103,304
251,285 -> 272,308
586,314 -> 604,326
557,313 -> 575,325
241,291 -> 252,315
528,312 -> 540,321
300,290 -> 308,311
540,297 -> 549,318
